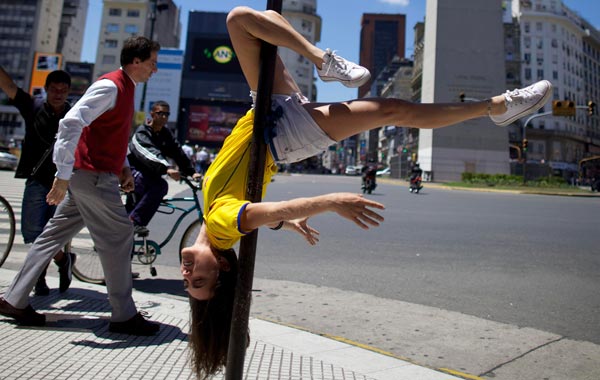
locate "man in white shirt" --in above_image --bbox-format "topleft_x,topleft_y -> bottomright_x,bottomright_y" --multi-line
0,36 -> 161,336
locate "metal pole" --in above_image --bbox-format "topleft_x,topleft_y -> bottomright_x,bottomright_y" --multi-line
140,0 -> 157,112
521,111 -> 552,184
225,1 -> 282,379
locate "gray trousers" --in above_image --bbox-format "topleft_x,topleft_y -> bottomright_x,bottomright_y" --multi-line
3,170 -> 137,322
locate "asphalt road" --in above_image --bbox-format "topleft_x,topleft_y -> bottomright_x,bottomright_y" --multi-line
2,170 -> 599,379
153,173 -> 599,345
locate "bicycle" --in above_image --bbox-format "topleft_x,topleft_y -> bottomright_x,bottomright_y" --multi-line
70,177 -> 203,284
0,194 -> 16,268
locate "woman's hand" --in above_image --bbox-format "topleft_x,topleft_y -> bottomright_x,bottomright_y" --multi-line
328,193 -> 385,229
283,217 -> 320,245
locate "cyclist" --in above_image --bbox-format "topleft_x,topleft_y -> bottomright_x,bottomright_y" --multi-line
126,100 -> 202,234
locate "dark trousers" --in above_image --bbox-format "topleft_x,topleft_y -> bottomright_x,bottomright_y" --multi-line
127,169 -> 168,227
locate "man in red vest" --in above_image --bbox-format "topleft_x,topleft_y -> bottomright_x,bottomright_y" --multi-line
0,36 -> 161,336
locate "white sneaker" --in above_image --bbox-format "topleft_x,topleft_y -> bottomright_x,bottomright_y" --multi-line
317,49 -> 371,88
490,80 -> 553,127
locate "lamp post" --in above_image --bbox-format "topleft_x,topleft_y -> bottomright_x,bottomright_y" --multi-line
139,0 -> 160,113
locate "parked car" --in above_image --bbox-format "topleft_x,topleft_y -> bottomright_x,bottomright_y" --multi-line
0,151 -> 18,171
376,167 -> 390,176
344,165 -> 364,175
344,165 -> 358,175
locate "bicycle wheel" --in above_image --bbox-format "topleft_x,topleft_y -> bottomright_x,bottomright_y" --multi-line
0,195 -> 16,267
69,227 -> 105,284
178,219 -> 203,263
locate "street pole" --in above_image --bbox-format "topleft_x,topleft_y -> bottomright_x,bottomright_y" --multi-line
224,1 -> 282,379
521,111 -> 552,184
139,0 -> 157,113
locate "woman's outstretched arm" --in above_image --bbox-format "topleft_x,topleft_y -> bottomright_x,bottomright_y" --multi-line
241,192 -> 385,233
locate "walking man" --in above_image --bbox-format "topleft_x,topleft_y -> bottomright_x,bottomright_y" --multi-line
0,36 -> 161,335
0,68 -> 75,295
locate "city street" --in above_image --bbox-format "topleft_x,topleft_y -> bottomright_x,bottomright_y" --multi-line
1,170 -> 599,379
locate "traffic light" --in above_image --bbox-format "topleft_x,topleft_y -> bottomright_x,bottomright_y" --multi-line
459,93 -> 466,102
552,100 -> 576,117
588,101 -> 597,116
522,139 -> 528,151
402,146 -> 408,153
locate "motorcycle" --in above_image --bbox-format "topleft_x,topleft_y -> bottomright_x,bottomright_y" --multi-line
361,171 -> 377,194
409,174 -> 422,194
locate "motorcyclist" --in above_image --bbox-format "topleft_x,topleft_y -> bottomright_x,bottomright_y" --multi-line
361,161 -> 378,192
409,162 -> 423,192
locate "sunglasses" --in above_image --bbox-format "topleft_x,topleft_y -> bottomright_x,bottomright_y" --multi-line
154,111 -> 170,117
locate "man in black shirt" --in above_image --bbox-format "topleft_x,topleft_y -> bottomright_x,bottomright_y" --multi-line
127,100 -> 201,233
0,67 -> 74,295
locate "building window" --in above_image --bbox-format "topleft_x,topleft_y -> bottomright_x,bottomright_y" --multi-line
109,8 -> 122,16
536,22 -> 542,32
525,68 -> 532,80
537,69 -> 544,80
127,9 -> 140,17
524,36 -> 531,49
106,23 -> 119,33
524,53 -> 531,63
124,24 -> 138,34
301,20 -> 312,32
524,22 -> 530,33
105,39 -> 118,48
102,55 -> 116,65
553,70 -> 558,80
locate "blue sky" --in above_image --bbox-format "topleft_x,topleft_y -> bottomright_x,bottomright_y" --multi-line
81,0 -> 600,103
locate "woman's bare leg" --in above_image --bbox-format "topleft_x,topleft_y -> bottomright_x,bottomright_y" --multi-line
305,96 -> 509,142
226,6 -> 324,94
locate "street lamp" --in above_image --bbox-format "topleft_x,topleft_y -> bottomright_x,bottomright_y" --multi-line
139,0 -> 168,113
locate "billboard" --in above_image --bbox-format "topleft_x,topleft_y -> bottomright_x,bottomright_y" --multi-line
134,49 -> 184,123
29,53 -> 63,96
186,103 -> 247,143
190,38 -> 242,74
64,62 -> 94,104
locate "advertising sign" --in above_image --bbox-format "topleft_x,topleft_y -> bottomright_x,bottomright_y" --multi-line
64,62 -> 94,104
29,53 -> 63,96
186,103 -> 247,143
190,38 -> 242,74
134,49 -> 184,123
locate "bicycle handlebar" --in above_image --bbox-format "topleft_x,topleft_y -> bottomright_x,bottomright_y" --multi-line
180,176 -> 202,192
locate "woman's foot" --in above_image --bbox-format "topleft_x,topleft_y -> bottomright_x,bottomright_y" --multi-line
316,49 -> 371,88
489,80 -> 553,126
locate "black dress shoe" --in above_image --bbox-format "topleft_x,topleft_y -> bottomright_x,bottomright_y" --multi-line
109,312 -> 160,336
34,277 -> 50,296
0,298 -> 46,326
58,252 -> 75,292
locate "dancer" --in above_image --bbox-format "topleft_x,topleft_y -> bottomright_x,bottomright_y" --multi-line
182,6 -> 553,378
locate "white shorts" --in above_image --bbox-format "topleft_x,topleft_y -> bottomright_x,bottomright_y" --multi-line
261,93 -> 336,164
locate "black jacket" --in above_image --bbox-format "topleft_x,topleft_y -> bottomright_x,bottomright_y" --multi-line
12,88 -> 70,188
128,123 -> 195,179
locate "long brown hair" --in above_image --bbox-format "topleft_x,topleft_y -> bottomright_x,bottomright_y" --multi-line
188,248 -> 245,379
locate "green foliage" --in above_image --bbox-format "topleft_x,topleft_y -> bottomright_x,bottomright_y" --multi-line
460,173 -> 569,188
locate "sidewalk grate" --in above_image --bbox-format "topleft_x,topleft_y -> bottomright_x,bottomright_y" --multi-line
0,282 -> 376,380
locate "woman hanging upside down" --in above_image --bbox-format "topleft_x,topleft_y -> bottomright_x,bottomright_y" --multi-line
182,6 -> 553,379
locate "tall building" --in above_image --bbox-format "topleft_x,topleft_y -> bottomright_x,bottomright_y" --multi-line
0,0 -> 86,145
358,13 -> 406,98
58,0 -> 89,63
508,0 -> 600,179
418,0 -> 509,181
93,0 -> 181,80
280,0 -> 321,101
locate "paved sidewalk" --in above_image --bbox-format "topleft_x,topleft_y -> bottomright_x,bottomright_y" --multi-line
0,268 -> 463,380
